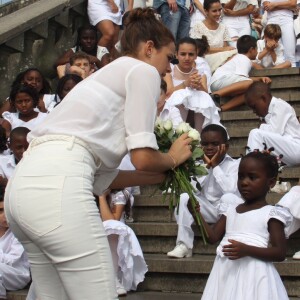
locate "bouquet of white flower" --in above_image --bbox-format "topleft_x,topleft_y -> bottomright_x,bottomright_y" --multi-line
154,118 -> 209,244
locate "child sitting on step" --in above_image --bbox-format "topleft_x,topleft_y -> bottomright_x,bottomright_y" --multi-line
0,191 -> 31,299
167,124 -> 241,258
210,35 -> 271,112
254,24 -> 291,69
246,81 -> 300,166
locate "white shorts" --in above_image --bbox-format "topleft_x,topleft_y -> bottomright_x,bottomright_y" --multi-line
211,74 -> 251,92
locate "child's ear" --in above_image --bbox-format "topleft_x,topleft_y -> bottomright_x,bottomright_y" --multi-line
269,177 -> 277,189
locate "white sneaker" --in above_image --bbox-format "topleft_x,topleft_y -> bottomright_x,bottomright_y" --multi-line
167,243 -> 192,258
115,278 -> 127,297
293,250 -> 300,260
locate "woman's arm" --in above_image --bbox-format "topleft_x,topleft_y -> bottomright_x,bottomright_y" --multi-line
223,4 -> 255,16
222,219 -> 287,261
208,42 -> 235,53
0,100 -> 13,117
223,0 -> 237,10
194,0 -> 207,15
264,0 -> 296,11
99,192 -> 125,221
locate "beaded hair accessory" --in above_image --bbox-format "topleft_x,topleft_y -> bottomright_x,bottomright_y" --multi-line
244,143 -> 286,172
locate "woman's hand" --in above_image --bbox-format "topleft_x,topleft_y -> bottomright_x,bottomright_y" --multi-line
168,133 -> 193,167
263,1 -> 276,11
108,0 -> 119,13
222,239 -> 248,259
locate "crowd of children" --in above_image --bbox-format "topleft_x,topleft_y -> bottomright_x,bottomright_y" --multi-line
0,1 -> 300,299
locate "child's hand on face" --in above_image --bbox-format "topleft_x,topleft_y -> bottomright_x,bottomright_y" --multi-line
222,239 -> 248,260
204,144 -> 226,169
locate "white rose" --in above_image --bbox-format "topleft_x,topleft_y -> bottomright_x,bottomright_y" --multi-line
163,120 -> 173,131
188,129 -> 200,141
176,122 -> 191,135
155,117 -> 163,128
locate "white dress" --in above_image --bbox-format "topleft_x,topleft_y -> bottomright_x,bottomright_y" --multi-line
103,191 -> 148,291
201,202 -> 292,300
167,64 -> 221,128
88,0 -> 122,26
190,21 -> 237,72
2,112 -> 48,131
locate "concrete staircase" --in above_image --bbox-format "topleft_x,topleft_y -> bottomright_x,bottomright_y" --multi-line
128,68 -> 300,298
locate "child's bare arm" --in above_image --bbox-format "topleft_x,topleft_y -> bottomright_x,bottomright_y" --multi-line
250,76 -> 272,83
201,214 -> 227,243
0,176 -> 8,188
99,192 -> 125,221
222,219 -> 286,261
54,49 -> 74,67
1,120 -> 11,138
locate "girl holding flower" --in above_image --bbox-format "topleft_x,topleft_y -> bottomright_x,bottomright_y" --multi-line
4,8 -> 193,300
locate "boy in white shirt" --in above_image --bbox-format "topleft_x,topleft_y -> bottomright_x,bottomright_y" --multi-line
167,124 -> 241,258
254,24 -> 291,69
210,35 -> 271,112
0,127 -> 29,188
0,194 -> 31,299
246,81 -> 300,166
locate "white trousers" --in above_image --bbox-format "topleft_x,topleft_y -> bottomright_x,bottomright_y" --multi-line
175,193 -> 220,249
4,136 -> 118,300
267,16 -> 296,66
247,128 -> 300,166
223,19 -> 251,48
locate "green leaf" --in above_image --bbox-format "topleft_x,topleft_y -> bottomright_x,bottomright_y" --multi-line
194,165 -> 208,176
192,147 -> 204,160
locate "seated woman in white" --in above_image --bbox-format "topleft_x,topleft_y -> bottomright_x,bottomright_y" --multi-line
190,0 -> 237,72
99,189 -> 147,297
164,37 -> 220,132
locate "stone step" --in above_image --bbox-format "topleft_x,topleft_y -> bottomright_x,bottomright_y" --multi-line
139,253 -> 300,297
129,222 -> 300,256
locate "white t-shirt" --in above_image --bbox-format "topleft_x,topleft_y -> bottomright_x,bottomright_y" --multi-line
210,53 -> 252,84
0,154 -> 15,180
28,57 -> 161,170
255,39 -> 286,68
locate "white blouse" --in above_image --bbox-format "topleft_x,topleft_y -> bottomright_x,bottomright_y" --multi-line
190,22 -> 232,48
28,57 -> 161,170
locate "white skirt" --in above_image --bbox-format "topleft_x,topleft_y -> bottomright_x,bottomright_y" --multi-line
167,88 -> 221,128
88,0 -> 122,26
103,220 -> 148,291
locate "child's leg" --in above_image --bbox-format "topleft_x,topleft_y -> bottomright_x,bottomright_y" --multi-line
213,80 -> 253,97
194,113 -> 205,133
174,193 -> 195,250
178,105 -> 189,122
247,129 -> 300,166
221,94 -> 245,112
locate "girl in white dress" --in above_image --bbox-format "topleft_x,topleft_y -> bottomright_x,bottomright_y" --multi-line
199,151 -> 291,300
99,189 -> 147,297
164,37 -> 220,132
2,85 -> 47,137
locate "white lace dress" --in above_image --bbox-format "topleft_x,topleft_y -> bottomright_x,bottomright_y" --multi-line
190,21 -> 237,72
167,64 -> 220,128
103,190 -> 147,291
202,201 -> 292,300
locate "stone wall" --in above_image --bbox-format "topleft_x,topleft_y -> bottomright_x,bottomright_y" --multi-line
0,0 -> 88,99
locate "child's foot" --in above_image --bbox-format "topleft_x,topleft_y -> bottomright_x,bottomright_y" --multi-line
293,251 -> 300,260
167,242 -> 192,258
116,278 -> 127,297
